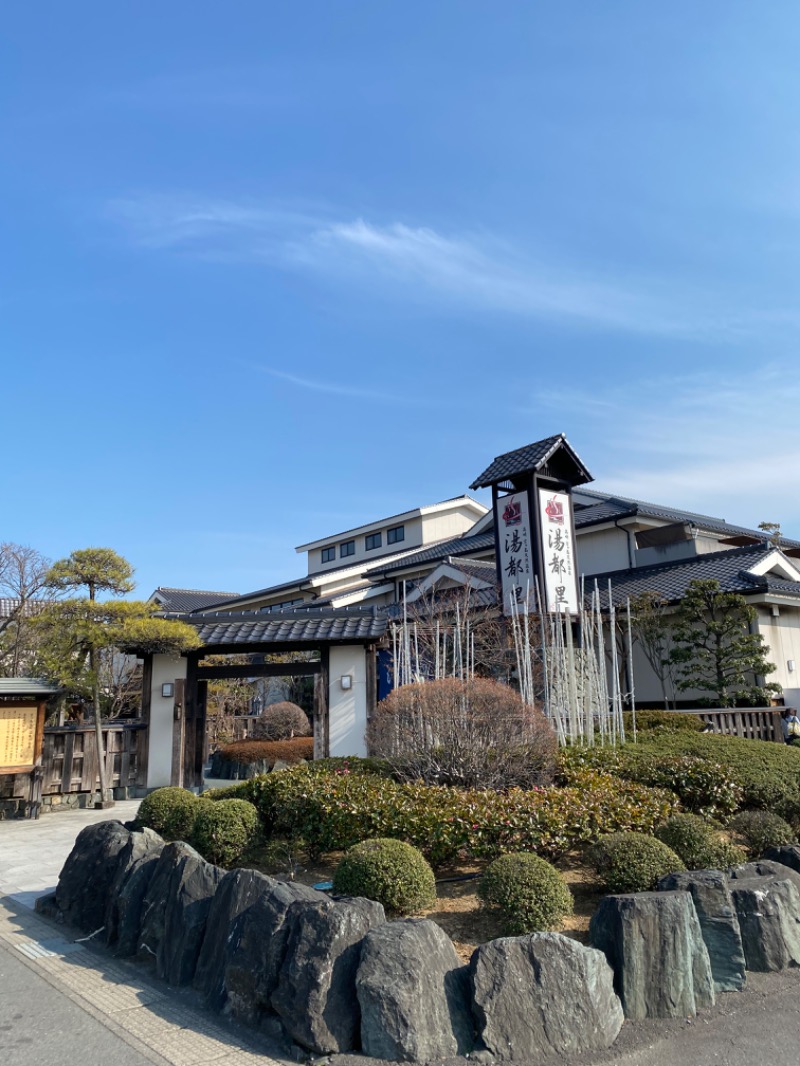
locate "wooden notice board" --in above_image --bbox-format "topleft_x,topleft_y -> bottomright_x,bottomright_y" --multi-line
0,702 -> 46,775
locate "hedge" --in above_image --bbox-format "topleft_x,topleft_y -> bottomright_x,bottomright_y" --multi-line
216,737 -> 314,766
234,761 -> 678,865
560,730 -> 800,820
478,853 -> 573,934
333,838 -> 437,915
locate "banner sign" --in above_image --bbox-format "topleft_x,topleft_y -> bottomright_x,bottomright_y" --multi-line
538,488 -> 580,614
496,490 -> 535,614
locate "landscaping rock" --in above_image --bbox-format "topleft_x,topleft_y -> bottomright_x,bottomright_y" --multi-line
729,860 -> 800,894
728,875 -> 800,972
54,820 -> 131,933
589,891 -> 714,1020
224,878 -> 326,1025
137,841 -> 200,964
469,933 -> 622,1061
105,828 -> 164,950
764,844 -> 800,875
768,844 -> 800,878
356,919 -> 473,1061
194,868 -> 277,1011
272,896 -> 385,1054
658,870 -> 746,992
157,848 -> 223,987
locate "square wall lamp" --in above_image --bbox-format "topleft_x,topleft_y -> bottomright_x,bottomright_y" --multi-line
161,682 -> 175,698
340,675 -> 352,690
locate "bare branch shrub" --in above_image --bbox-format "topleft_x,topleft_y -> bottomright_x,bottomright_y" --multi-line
367,677 -> 557,789
253,700 -> 312,741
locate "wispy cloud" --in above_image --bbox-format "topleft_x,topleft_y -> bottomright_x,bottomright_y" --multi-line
107,195 -> 699,335
252,365 -> 401,402
535,367 -> 800,531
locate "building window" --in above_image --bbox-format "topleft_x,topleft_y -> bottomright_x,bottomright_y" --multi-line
321,547 -> 335,563
387,525 -> 405,544
340,540 -> 355,558
365,532 -> 382,551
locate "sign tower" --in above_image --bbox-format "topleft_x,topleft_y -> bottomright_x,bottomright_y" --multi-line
470,433 -> 593,616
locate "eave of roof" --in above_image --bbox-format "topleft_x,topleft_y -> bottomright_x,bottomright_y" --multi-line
366,531 -> 496,577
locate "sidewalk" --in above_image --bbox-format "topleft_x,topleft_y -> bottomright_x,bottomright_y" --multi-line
0,803 -> 288,1066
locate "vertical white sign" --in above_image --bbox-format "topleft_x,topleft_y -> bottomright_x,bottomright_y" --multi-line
538,488 -> 579,614
495,490 -> 535,614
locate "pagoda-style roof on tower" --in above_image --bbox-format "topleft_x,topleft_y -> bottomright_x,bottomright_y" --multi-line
470,433 -> 593,490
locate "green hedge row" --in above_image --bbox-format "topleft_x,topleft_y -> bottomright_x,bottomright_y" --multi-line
559,730 -> 800,821
208,760 -> 678,865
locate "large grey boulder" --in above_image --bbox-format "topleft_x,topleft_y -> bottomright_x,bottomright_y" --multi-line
658,870 -> 746,992
137,841 -> 201,964
105,829 -> 164,952
357,919 -> 473,1062
271,896 -> 385,1054
156,848 -> 223,987
589,892 -> 715,1020
470,933 -> 623,1061
764,844 -> 800,875
194,868 -> 278,1011
224,879 -> 326,1025
729,859 -> 800,895
54,820 -> 131,933
729,875 -> 800,972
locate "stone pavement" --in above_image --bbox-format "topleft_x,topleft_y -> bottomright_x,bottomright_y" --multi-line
0,803 -> 289,1066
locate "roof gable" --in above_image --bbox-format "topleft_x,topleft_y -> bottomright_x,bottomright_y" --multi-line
470,433 -> 593,490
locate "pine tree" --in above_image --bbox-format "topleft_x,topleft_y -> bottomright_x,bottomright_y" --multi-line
667,578 -> 780,707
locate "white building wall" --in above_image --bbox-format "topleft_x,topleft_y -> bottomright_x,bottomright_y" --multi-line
576,527 -> 632,578
147,654 -> 187,789
756,608 -> 800,702
308,517 -> 425,575
328,645 -> 368,758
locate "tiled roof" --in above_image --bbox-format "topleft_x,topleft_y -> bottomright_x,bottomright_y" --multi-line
446,558 -> 497,583
367,531 -> 496,577
153,588 -> 240,613
470,434 -> 593,490
184,607 -> 388,647
585,544 -> 792,607
575,490 -> 800,547
0,678 -> 61,697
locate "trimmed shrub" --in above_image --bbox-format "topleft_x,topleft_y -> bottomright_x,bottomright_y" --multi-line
367,677 -> 557,790
478,853 -> 573,935
253,701 -> 311,741
728,810 -> 796,857
191,798 -> 260,867
623,710 -> 704,734
136,786 -> 198,842
245,763 -> 678,865
591,832 -> 686,893
216,737 -> 314,766
561,745 -> 743,819
655,813 -> 747,870
332,837 -> 436,915
561,730 -> 800,821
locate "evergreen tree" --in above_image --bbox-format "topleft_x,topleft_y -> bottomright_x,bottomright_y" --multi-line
38,549 -> 200,804
667,578 -> 780,707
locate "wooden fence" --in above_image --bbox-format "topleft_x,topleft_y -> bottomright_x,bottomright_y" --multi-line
675,707 -> 785,743
0,720 -> 147,801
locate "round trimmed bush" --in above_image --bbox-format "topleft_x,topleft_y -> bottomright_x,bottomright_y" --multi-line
655,814 -> 747,870
253,701 -> 311,741
332,838 -> 437,915
191,798 -> 260,867
591,832 -> 686,893
478,853 -> 573,935
136,786 -> 198,842
728,810 -> 796,857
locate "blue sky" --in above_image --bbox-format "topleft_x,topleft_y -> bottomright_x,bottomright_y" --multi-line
4,3 -> 800,597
